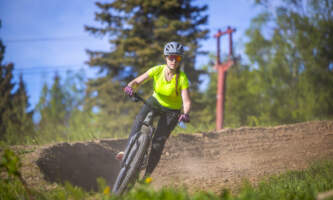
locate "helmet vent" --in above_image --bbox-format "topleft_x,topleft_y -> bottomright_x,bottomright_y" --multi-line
164,41 -> 184,56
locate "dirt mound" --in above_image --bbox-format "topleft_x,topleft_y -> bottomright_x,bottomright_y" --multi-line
17,120 -> 333,193
33,139 -> 127,191
153,120 -> 333,192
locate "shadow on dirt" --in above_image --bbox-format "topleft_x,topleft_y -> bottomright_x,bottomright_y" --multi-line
36,140 -> 127,191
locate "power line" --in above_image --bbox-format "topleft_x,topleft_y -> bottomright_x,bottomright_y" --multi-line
13,70 -> 79,76
3,35 -> 103,43
12,65 -> 92,75
14,65 -> 87,71
13,70 -> 89,76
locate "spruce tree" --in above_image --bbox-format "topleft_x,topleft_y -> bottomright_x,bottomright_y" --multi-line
35,74 -> 68,141
0,20 -> 34,143
85,0 -> 208,86
8,75 -> 35,143
0,47 -> 15,140
84,0 -> 209,137
34,71 -> 97,143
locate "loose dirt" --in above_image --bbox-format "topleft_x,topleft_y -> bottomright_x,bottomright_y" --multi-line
9,120 -> 333,193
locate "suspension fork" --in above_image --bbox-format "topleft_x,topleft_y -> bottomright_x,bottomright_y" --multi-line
121,111 -> 155,167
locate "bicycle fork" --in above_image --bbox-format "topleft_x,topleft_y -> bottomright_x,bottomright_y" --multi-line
138,111 -> 155,171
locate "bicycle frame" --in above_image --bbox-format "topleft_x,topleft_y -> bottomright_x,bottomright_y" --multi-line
121,113 -> 155,169
113,93 -> 182,195
112,94 -> 161,195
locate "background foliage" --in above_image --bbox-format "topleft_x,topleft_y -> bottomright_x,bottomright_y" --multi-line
0,0 -> 333,198
198,0 -> 333,128
0,0 -> 332,144
0,20 -> 34,144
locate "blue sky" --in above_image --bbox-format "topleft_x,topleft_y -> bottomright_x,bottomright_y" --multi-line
0,0 -> 262,109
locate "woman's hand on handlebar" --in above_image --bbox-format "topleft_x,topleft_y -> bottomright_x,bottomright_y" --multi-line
178,113 -> 190,123
123,86 -> 134,97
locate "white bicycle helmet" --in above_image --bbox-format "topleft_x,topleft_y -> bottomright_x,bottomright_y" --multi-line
164,41 -> 184,56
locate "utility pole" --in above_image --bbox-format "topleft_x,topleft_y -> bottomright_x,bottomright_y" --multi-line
214,26 -> 236,130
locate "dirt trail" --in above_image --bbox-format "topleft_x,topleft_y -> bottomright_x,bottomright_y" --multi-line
153,120 -> 333,192
12,120 -> 333,193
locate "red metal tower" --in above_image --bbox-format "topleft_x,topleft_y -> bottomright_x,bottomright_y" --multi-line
214,26 -> 236,130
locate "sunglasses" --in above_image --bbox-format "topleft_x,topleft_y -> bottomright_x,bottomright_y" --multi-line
166,55 -> 182,62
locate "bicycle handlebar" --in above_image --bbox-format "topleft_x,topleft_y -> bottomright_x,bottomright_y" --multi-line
130,93 -> 179,116
130,93 -> 147,104
130,93 -> 186,128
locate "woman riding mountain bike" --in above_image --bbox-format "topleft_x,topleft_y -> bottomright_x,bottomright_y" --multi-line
117,41 -> 191,179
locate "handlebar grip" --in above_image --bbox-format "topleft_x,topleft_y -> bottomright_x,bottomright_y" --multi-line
130,95 -> 140,102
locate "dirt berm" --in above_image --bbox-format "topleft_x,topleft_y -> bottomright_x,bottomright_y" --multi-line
14,120 -> 333,193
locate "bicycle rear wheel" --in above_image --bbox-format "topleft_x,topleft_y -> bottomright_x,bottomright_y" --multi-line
112,129 -> 150,195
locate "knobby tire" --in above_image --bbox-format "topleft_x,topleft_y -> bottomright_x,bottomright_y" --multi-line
112,129 -> 150,195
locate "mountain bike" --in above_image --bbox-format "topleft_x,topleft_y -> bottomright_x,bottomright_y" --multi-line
112,94 -> 181,195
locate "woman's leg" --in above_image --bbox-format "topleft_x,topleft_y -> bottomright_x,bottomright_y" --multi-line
144,110 -> 179,176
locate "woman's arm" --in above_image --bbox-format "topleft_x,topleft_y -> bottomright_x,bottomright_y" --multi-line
181,88 -> 191,114
127,72 -> 150,90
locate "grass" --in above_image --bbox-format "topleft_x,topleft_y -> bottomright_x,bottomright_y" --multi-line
12,122 -> 212,146
173,121 -> 215,135
233,160 -> 333,200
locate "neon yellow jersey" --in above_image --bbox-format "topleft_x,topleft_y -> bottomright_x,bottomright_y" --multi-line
147,64 -> 189,110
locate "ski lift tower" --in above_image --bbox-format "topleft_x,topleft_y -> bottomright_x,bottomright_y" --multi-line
214,26 -> 236,130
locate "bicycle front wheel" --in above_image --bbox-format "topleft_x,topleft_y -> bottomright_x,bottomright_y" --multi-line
112,130 -> 150,195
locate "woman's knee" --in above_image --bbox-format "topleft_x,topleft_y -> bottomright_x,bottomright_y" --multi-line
152,136 -> 168,152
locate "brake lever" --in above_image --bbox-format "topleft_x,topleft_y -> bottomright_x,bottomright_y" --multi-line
178,121 -> 186,129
